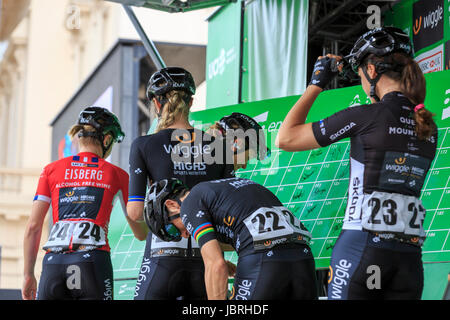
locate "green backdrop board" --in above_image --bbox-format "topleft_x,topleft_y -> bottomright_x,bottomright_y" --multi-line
109,70 -> 450,299
384,0 -> 450,74
205,2 -> 242,108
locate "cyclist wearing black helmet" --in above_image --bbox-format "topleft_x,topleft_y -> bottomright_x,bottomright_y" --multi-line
277,27 -> 438,299
208,112 -> 270,171
22,106 -> 138,300
144,178 -> 318,300
127,67 -> 235,300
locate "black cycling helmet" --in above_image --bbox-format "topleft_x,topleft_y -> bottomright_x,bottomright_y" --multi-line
345,27 -> 413,101
146,67 -> 196,103
144,178 -> 189,242
77,106 -> 125,156
346,27 -> 413,73
219,112 -> 270,160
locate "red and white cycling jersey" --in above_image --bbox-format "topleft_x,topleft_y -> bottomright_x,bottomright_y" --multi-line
34,152 -> 129,252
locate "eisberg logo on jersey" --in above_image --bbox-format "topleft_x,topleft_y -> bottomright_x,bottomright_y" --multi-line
64,168 -> 103,180
330,122 -> 356,141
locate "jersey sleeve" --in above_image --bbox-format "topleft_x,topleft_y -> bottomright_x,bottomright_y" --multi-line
34,166 -> 51,203
128,137 -> 149,203
311,105 -> 373,147
180,186 -> 217,248
115,168 -> 129,212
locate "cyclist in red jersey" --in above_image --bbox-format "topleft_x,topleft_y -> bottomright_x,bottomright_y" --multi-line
22,107 -> 142,300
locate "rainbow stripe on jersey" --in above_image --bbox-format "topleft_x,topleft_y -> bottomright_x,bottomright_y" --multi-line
193,222 -> 214,242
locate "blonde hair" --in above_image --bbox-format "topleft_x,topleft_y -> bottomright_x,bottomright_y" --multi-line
155,90 -> 191,132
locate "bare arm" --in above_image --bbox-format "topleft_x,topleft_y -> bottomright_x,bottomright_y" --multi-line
125,215 -> 149,241
127,201 -> 145,222
201,240 -> 229,300
275,85 -> 323,151
22,200 -> 49,300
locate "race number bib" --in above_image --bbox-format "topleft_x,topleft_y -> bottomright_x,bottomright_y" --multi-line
243,206 -> 311,251
361,191 -> 426,239
43,220 -> 106,252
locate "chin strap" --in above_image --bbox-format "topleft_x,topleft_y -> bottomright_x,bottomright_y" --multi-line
361,65 -> 383,102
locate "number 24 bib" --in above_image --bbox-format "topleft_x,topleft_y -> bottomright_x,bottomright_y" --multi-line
43,220 -> 106,252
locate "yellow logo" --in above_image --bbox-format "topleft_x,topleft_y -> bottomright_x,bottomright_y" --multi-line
328,266 -> 333,284
175,132 -> 196,143
411,237 -> 419,243
413,16 -> 422,35
65,191 -> 75,197
223,216 -> 235,227
395,157 -> 406,165
229,286 -> 235,300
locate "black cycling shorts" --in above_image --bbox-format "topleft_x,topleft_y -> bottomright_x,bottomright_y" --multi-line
327,230 -> 423,300
229,245 -> 318,300
133,256 -> 207,300
37,250 -> 113,300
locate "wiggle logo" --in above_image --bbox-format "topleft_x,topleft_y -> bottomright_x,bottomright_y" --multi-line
413,16 -> 422,35
65,191 -> 75,197
263,240 -> 272,247
223,216 -> 235,227
394,157 -> 406,165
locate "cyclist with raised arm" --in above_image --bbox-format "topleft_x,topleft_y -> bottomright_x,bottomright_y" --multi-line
276,27 -> 437,299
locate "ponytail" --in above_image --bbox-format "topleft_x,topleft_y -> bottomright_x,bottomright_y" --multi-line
155,90 -> 191,133
366,53 -> 436,141
413,105 -> 436,141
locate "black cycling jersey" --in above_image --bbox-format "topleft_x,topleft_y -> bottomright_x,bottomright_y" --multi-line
181,177 -> 318,300
128,127 -> 235,258
128,128 -> 235,200
311,91 -> 437,300
312,91 -> 437,245
181,177 -> 312,257
129,128 -> 234,300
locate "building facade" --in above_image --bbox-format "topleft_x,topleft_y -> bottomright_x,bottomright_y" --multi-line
0,0 -> 212,289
